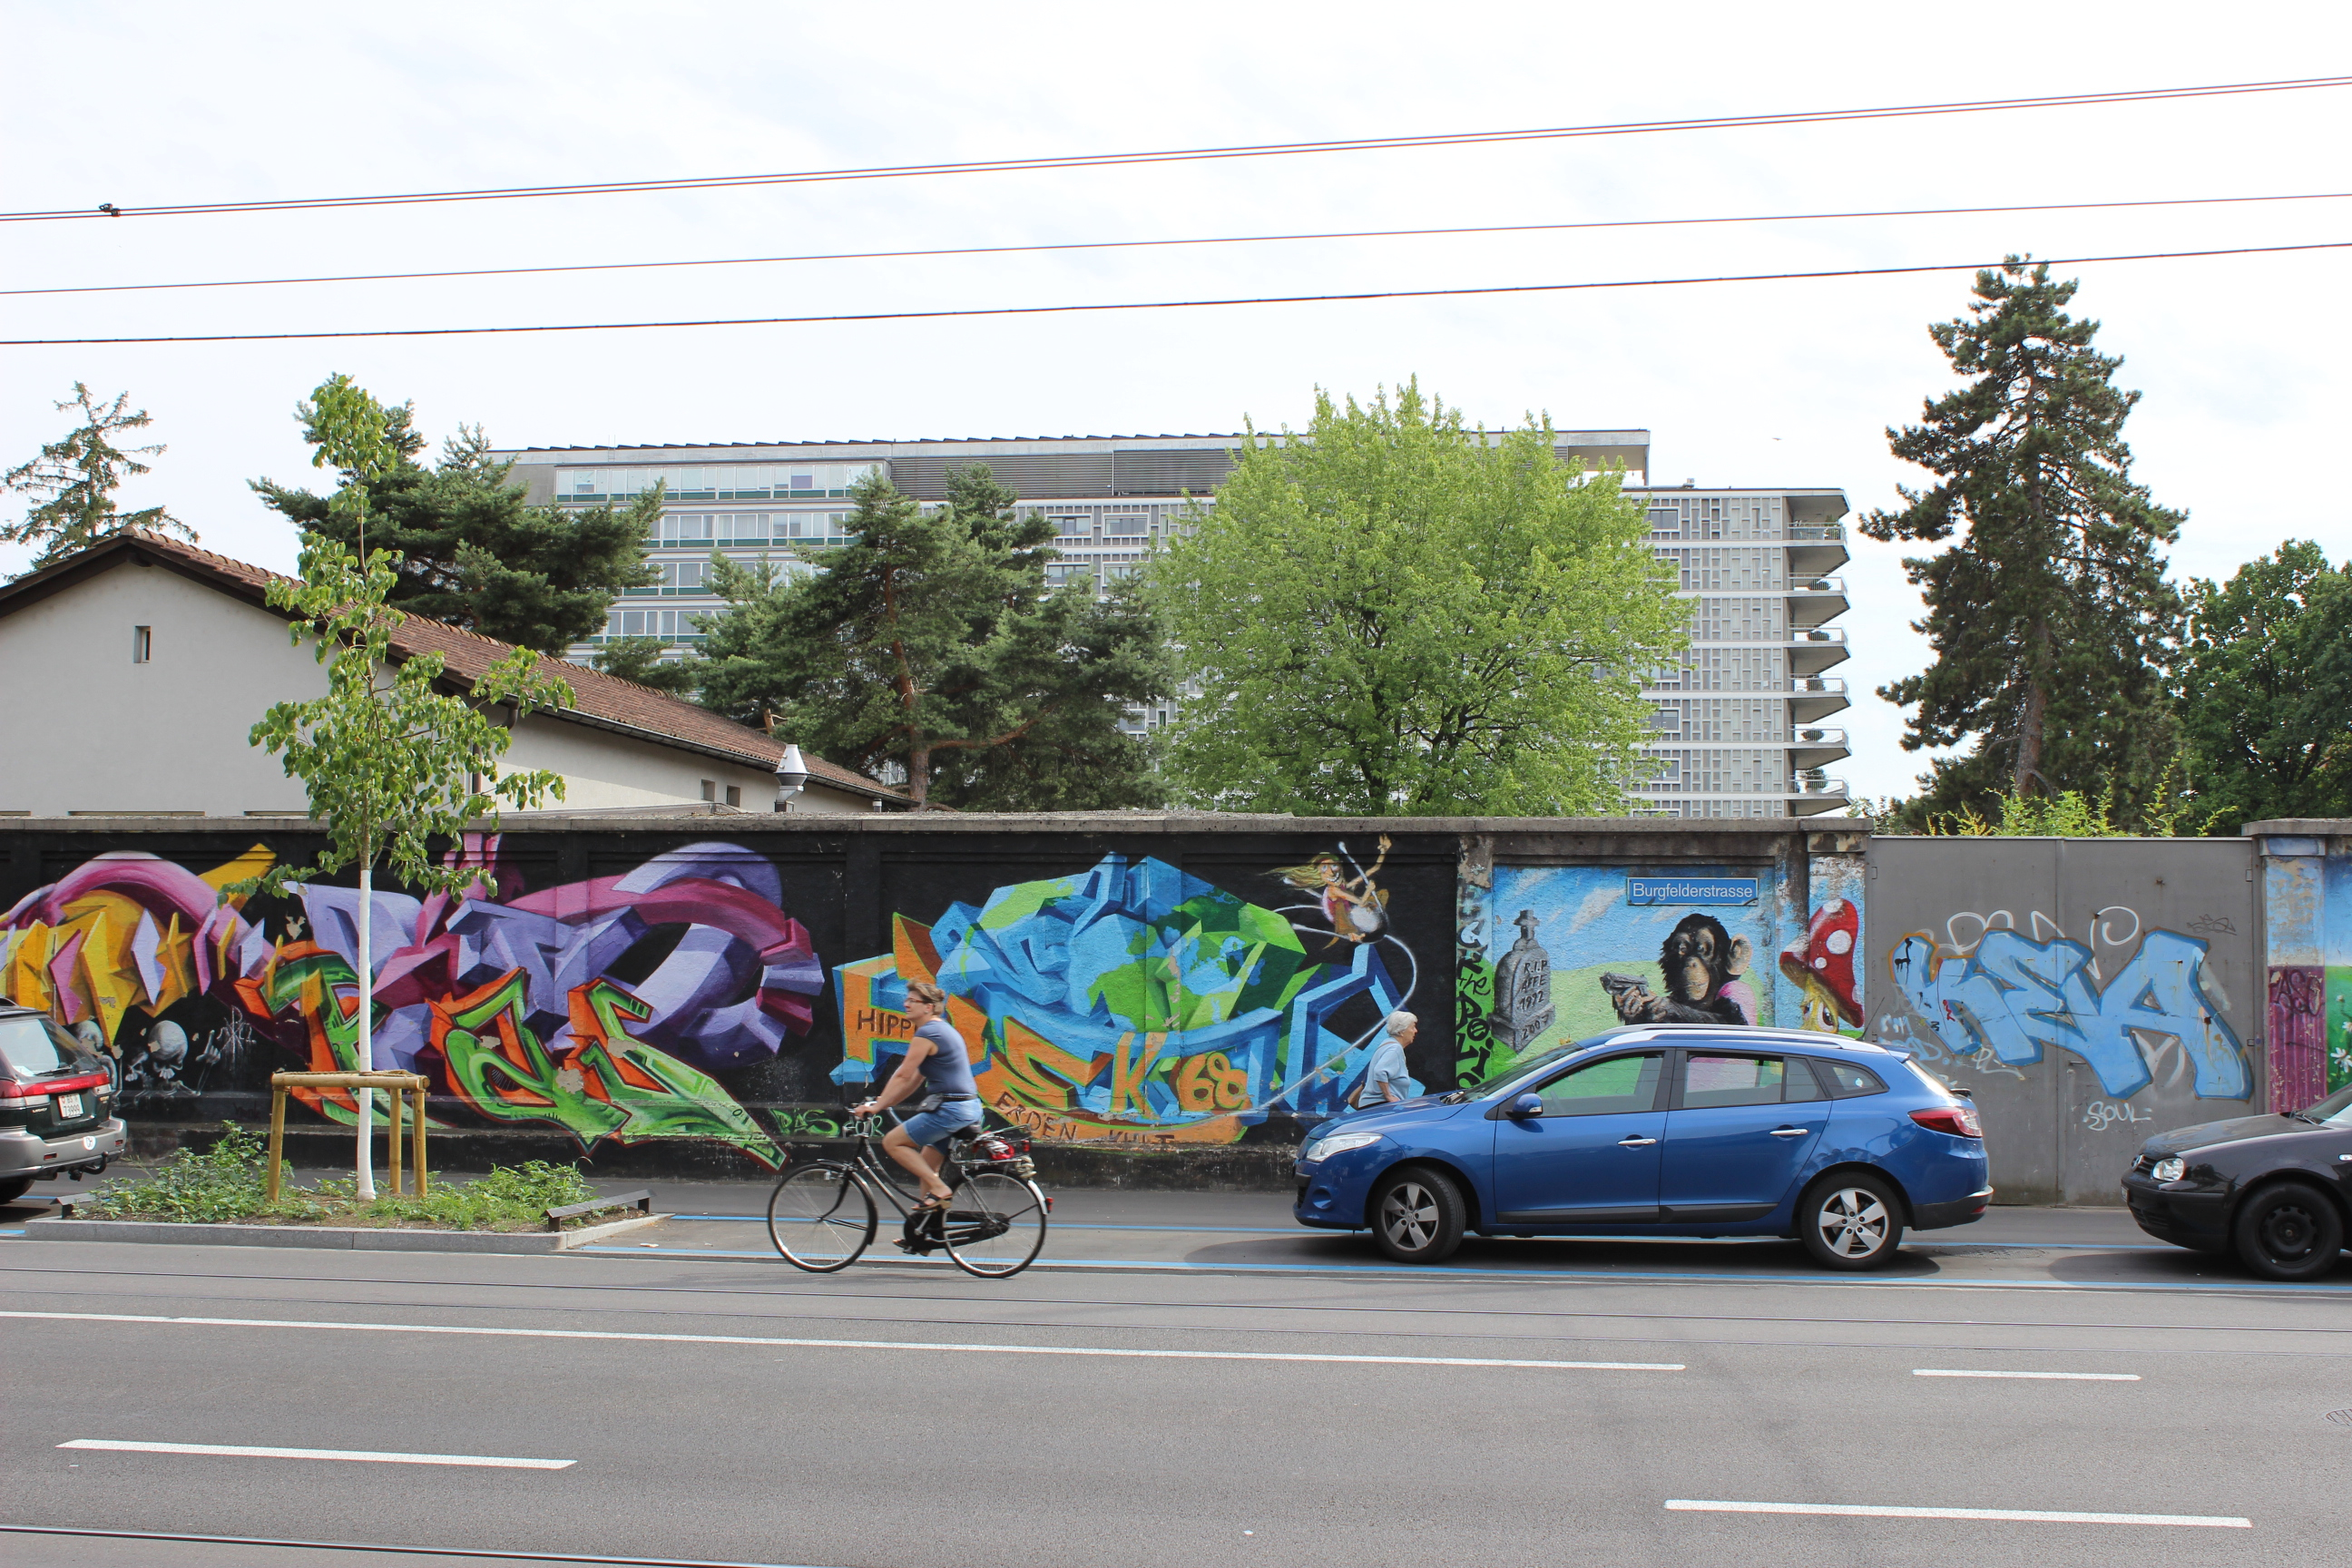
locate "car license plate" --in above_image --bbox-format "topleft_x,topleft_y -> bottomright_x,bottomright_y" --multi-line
55,1093 -> 83,1118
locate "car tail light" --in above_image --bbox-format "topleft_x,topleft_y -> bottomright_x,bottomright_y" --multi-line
1910,1104 -> 1983,1139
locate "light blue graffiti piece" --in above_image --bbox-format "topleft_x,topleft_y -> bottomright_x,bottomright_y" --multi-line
1890,929 -> 2249,1100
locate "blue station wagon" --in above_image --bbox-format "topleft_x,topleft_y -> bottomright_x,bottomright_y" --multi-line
1294,1024 -> 1993,1270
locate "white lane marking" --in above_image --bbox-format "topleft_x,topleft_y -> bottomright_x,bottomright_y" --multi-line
0,1310 -> 1681,1372
1666,1500 -> 2249,1528
1913,1368 -> 2141,1381
60,1439 -> 572,1470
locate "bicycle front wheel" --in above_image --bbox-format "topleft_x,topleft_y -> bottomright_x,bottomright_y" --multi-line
941,1171 -> 1049,1279
767,1162 -> 877,1272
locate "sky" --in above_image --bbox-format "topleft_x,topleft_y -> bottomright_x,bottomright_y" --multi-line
5,1 -> 2347,804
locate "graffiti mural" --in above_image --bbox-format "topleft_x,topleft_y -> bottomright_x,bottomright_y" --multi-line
833,853 -> 1411,1144
2330,853 -> 2352,1094
1886,918 -> 2250,1102
1461,866 -> 1783,1073
0,840 -> 822,1166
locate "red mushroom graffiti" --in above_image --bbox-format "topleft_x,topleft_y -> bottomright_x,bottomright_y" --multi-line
1780,898 -> 1861,1032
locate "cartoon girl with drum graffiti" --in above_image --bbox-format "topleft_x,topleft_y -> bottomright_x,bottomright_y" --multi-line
1271,835 -> 1393,948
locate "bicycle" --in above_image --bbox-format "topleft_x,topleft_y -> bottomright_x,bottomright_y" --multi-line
765,1111 -> 1051,1279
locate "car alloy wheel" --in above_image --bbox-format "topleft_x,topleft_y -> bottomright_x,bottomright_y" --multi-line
1368,1166 -> 1465,1264
1798,1173 -> 1906,1271
1382,1181 -> 1440,1250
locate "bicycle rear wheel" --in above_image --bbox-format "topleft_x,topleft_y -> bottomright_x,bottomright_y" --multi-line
940,1171 -> 1049,1279
767,1162 -> 877,1272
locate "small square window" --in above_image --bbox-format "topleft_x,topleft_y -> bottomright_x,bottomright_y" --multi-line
700,779 -> 716,802
724,785 -> 741,808
132,625 -> 152,663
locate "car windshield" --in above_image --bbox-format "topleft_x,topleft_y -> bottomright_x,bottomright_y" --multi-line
0,1014 -> 100,1079
2299,1083 -> 2352,1126
1453,1040 -> 1602,1099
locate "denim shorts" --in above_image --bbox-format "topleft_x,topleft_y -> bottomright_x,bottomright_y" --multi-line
900,1098 -> 984,1148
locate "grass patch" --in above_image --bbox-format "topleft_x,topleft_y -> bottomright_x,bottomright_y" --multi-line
88,1122 -> 603,1231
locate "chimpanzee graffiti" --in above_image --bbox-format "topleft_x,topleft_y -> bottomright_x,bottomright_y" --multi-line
1602,913 -> 1758,1026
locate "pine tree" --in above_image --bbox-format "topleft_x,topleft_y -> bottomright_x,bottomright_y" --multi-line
592,634 -> 702,697
1864,258 -> 2183,828
254,404 -> 657,654
694,466 -> 1169,808
3,383 -> 194,568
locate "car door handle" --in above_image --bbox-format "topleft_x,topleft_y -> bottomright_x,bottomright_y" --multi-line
1618,1136 -> 1658,1147
1769,1127 -> 1812,1137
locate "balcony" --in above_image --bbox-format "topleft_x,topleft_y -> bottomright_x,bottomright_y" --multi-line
1789,726 -> 1850,769
1787,625 -> 1848,676
1789,675 -> 1849,721
1785,523 -> 1849,575
1791,769 -> 1851,817
1787,573 -> 1848,628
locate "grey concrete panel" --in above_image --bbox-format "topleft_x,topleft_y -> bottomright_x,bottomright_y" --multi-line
1864,838 -> 2260,1204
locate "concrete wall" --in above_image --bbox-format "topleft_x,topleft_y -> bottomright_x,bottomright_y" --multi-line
5,814 -> 2340,1189
1861,836 -> 2263,1204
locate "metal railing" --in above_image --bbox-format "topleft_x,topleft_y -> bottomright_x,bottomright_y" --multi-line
1792,727 -> 1849,747
1791,676 -> 1847,694
1788,574 -> 1847,593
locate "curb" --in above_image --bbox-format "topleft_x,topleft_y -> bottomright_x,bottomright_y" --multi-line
19,1212 -> 667,1254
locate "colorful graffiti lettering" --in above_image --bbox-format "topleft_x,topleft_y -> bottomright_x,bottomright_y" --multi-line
834,854 -> 1406,1142
2,840 -> 819,1159
1889,927 -> 2249,1101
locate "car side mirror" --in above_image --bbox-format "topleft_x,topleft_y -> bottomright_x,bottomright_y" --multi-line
1508,1093 -> 1544,1118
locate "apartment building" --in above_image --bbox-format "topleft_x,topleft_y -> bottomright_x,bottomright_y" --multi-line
498,431 -> 1849,816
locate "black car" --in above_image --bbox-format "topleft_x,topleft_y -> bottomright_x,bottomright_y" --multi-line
2122,1083 -> 2352,1280
0,1003 -> 127,1205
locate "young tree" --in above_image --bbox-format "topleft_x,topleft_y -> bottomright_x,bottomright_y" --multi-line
234,376 -> 574,1198
1864,258 -> 2184,828
4,383 -> 194,568
2172,541 -> 2352,834
695,466 -> 1171,808
1147,381 -> 1684,815
592,633 -> 701,698
254,409 -> 658,653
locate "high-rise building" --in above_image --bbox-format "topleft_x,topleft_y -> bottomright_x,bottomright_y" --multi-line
499,431 -> 1848,815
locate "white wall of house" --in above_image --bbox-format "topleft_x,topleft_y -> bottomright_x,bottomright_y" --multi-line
0,561 -> 881,818
0,561 -> 319,816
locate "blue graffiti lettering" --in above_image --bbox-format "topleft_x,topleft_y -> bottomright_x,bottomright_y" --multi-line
1888,929 -> 2249,1101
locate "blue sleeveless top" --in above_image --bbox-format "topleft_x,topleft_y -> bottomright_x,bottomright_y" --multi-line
911,1019 -> 979,1097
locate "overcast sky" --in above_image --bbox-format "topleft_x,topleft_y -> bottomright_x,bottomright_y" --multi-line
5,1 -> 2347,803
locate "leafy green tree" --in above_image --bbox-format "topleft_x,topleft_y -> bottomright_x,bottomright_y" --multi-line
254,408 -> 658,654
2172,541 -> 2352,834
694,466 -> 1169,808
4,383 -> 194,568
592,633 -> 701,698
1864,259 -> 2184,829
1146,381 -> 1684,815
233,376 -> 573,1197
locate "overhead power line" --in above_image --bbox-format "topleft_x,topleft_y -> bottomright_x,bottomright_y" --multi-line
9,190 -> 2347,299
7,240 -> 2342,348
10,75 -> 2347,223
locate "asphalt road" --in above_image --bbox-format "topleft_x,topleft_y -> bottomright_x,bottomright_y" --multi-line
3,1183 -> 2347,1568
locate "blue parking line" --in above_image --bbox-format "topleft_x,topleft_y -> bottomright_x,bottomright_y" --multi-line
664,1214 -> 1297,1234
573,1244 -> 2352,1293
659,1214 -> 2155,1250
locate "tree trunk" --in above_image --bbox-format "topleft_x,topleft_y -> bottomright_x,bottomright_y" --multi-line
353,859 -> 377,1200
906,742 -> 930,805
2014,621 -> 2053,797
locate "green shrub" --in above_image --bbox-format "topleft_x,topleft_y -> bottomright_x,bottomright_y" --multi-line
90,1122 -> 285,1223
91,1125 -> 597,1230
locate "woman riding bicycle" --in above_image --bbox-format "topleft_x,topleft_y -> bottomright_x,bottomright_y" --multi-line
852,979 -> 982,1216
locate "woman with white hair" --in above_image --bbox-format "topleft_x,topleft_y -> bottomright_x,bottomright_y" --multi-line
1351,1011 -> 1419,1111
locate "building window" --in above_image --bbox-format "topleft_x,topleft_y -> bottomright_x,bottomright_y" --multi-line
132,625 -> 152,663
700,779 -> 717,802
724,785 -> 741,808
